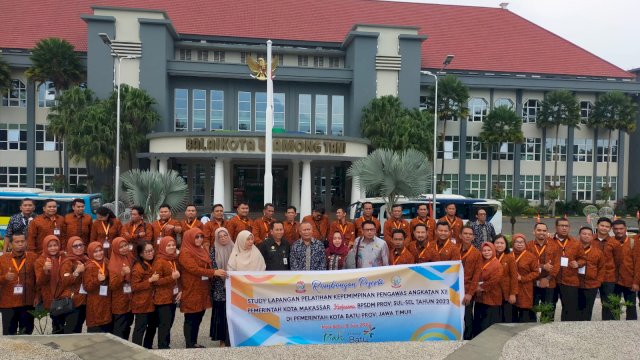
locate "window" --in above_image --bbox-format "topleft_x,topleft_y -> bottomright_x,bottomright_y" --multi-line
465,174 -> 487,198
573,138 -> 593,162
213,51 -> 225,62
313,56 -> 324,67
545,138 -> 567,161
197,50 -> 208,62
278,54 -> 284,65
545,175 -> 566,200
35,124 -> 59,151
2,79 -> 27,107
491,175 -> 513,198
240,52 -> 252,64
596,176 -> 617,200
438,136 -> 460,160
255,92 -> 267,132
520,138 -> 541,161
179,49 -> 192,61
192,89 -> 206,131
522,99 -> 541,123
331,95 -> 344,136
36,167 -> 59,190
238,91 -> 252,131
298,94 -> 312,133
68,167 -> 87,188
465,136 -> 487,160
597,139 -> 617,163
329,57 -> 341,68
468,98 -> 488,122
38,81 -> 56,107
580,101 -> 593,124
192,164 -> 206,206
210,90 -> 224,130
492,142 -> 514,160
494,98 -> 514,109
440,174 -> 459,195
298,55 -> 309,67
519,175 -> 541,201
0,167 -> 27,187
572,176 -> 592,201
274,93 -> 285,130
0,123 -> 27,150
174,89 -> 188,132
315,95 -> 328,135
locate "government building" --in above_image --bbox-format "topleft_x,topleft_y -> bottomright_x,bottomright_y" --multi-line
1,0 -> 639,216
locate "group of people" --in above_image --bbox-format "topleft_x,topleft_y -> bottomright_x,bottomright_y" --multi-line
1,198 -> 638,347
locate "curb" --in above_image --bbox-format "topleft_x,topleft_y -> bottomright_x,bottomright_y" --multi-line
445,323 -> 538,360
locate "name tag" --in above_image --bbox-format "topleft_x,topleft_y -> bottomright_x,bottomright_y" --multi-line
560,257 -> 569,267
536,280 -> 541,287
157,237 -> 162,245
123,283 -> 132,294
99,285 -> 108,296
478,281 -> 484,286
53,229 -> 61,236
128,244 -> 133,251
173,286 -> 179,295
578,266 -> 586,275
283,258 -> 288,265
13,285 -> 24,295
79,284 -> 87,295
103,240 -> 110,249
201,275 -> 209,281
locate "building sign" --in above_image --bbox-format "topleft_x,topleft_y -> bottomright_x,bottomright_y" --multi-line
185,137 -> 346,154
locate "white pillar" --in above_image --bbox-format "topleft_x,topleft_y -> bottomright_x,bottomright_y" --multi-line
213,158 -> 225,208
158,157 -> 168,174
224,159 -> 232,210
290,161 -> 301,210
351,175 -> 362,205
149,158 -> 158,172
300,160 -> 312,219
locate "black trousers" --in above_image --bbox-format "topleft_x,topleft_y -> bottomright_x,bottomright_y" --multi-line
112,312 -> 134,340
558,284 -> 579,321
502,301 -> 514,323
0,306 -> 34,335
472,302 -> 501,337
132,312 -> 158,349
210,300 -> 229,343
87,323 -> 113,333
184,310 -> 205,348
156,304 -> 176,349
529,286 -> 555,321
463,302 -> 474,340
515,306 -> 536,323
50,313 -> 65,334
615,285 -> 638,320
577,287 -> 598,321
599,282 -> 616,320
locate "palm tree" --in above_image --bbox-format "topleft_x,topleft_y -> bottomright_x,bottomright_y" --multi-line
26,38 -> 83,94
0,56 -> 11,95
537,90 -> 579,215
120,169 -> 189,223
425,75 -> 469,188
502,196 -> 529,235
479,106 -> 524,198
348,148 -> 431,215
589,92 -> 639,201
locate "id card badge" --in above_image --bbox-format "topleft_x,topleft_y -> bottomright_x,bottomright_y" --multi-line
173,286 -> 179,295
578,266 -> 586,275
13,284 -> 24,295
560,257 -> 569,267
79,284 -> 88,295
157,237 -> 162,245
54,228 -> 61,236
283,257 -> 288,265
128,244 -> 133,251
201,275 -> 209,281
103,239 -> 111,249
536,280 -> 541,287
99,285 -> 108,296
123,283 -> 132,294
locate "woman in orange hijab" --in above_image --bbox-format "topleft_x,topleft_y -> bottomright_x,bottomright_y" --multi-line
153,236 -> 181,349
472,242 -> 503,337
34,235 -> 64,333
58,236 -> 88,333
109,237 -> 134,339
511,233 -> 539,322
83,242 -> 112,333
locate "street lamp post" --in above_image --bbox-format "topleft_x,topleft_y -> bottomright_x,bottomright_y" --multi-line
99,33 -> 140,217
421,55 -> 454,221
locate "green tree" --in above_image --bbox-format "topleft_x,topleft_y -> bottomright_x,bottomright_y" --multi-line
361,95 -> 434,156
26,38 -> 83,94
120,169 -> 189,223
479,106 -> 524,198
537,90 -> 580,214
502,196 -> 529,235
425,75 -> 469,188
0,56 -> 11,94
589,91 -> 638,201
348,149 -> 431,217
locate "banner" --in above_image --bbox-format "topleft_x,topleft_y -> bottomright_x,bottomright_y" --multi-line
226,261 -> 464,346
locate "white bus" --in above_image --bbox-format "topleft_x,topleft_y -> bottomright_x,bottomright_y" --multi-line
350,194 -> 502,234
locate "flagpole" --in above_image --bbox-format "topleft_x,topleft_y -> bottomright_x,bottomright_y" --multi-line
264,40 -> 274,205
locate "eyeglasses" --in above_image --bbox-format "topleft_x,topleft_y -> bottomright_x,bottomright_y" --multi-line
143,249 -> 155,254
72,244 -> 84,249
195,235 -> 205,239
363,228 -> 376,232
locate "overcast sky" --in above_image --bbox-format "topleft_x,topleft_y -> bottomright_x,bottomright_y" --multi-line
385,0 -> 639,70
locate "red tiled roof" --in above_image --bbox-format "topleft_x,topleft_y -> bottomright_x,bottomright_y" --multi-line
1,0 -> 632,78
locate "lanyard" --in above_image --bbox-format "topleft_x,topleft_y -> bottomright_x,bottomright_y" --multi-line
445,216 -> 456,229
436,239 -> 450,254
498,253 -> 504,262
534,244 -> 546,258
419,244 -> 430,259
91,260 -> 106,275
132,222 -> 142,234
338,223 -> 348,234
556,239 -> 567,254
237,216 -> 250,226
584,246 -> 592,255
170,260 -> 177,272
482,257 -> 496,271
515,250 -> 527,263
393,248 -> 406,265
158,220 -> 169,235
185,219 -> 197,229
393,221 -> 403,229
461,246 -> 473,260
262,218 -> 271,233
101,221 -> 110,237
12,257 -> 26,273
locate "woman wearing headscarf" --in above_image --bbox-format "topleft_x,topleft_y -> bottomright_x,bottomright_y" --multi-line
472,242 -> 503,337
109,237 -> 134,339
131,242 -> 158,349
58,236 -> 88,333
209,227 -> 234,346
228,230 -> 266,271
326,231 -> 350,270
90,207 -> 122,256
153,236 -> 181,349
35,235 -> 64,333
179,228 -> 226,348
511,233 -> 539,322
83,242 -> 112,333
493,234 -> 518,323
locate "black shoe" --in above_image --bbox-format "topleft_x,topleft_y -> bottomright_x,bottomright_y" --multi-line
193,344 -> 205,348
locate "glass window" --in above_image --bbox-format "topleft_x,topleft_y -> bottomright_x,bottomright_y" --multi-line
0,123 -> 27,150
572,176 -> 592,201
210,90 -> 224,130
2,79 -> 27,107
298,94 -> 311,133
545,175 -> 566,201
494,98 -> 514,109
38,81 -> 57,108
596,176 -> 617,201
545,138 -> 567,161
197,50 -> 208,62
274,93 -> 285,130
0,167 -> 27,187
580,101 -> 593,124
213,51 -> 225,63
331,95 -> 344,136
465,136 -> 487,160
313,56 -> 324,67
468,98 -> 488,122
174,89 -> 188,132
573,138 -> 593,162
68,167 -> 88,189
36,167 -> 58,190
597,139 -> 617,163
465,174 -> 487,198
522,99 -> 541,123
329,57 -> 341,68
240,52 -> 251,64
192,89 -> 206,131
255,92 -> 267,132
35,124 -> 59,151
192,164 -> 205,206
440,174 -> 459,195
298,55 -> 309,67
315,95 -> 328,135
491,174 -> 513,198
179,49 -> 192,61
519,175 -> 541,201
492,142 -> 514,160
520,138 -> 541,161
238,91 -> 252,131
438,136 -> 460,160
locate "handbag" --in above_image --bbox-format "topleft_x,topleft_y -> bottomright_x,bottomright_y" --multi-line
50,296 -> 74,316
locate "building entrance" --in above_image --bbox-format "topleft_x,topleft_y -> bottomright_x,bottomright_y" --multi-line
233,164 -> 288,211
